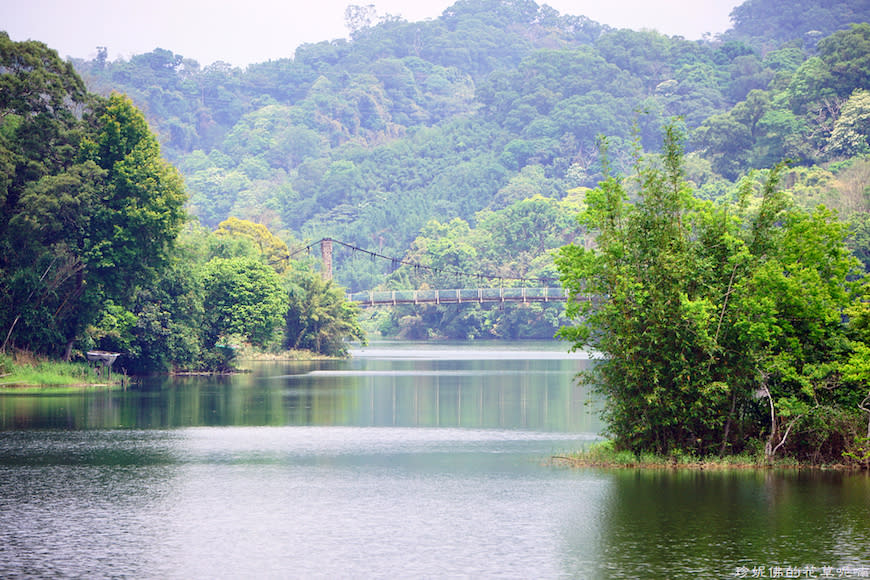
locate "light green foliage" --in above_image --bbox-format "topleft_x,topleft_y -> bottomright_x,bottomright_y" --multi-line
844,284 -> 870,385
201,257 -> 288,348
215,217 -> 291,273
827,90 -> 870,157
784,159 -> 870,219
556,126 -> 867,460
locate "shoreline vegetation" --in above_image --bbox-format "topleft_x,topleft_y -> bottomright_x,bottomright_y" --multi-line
552,440 -> 870,471
0,348 -> 341,389
236,348 -> 341,362
554,127 -> 870,467
0,351 -> 115,390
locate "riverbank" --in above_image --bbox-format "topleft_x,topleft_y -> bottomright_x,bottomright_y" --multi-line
0,351 -> 116,390
239,348 -> 341,362
168,348 -> 342,376
553,439 -> 866,471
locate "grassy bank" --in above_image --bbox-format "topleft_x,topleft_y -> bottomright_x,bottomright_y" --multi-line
237,348 -> 340,362
0,351 -> 115,389
553,439 -> 865,471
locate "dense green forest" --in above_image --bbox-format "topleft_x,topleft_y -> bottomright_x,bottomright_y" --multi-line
0,33 -> 364,372
2,0 -> 870,377
558,126 -> 869,463
70,0 -> 870,341
69,0 -> 870,238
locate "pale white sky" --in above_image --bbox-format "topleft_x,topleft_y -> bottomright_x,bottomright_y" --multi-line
1,0 -> 741,68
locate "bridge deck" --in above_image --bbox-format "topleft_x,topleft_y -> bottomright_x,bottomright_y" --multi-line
347,287 -> 572,307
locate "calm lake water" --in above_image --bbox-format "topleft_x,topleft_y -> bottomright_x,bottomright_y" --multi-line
0,341 -> 868,579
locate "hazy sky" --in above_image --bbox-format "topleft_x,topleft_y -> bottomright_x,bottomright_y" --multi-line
2,0 -> 742,68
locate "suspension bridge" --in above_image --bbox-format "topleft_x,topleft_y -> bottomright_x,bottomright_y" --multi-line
290,238 -> 580,308
347,286 -> 571,307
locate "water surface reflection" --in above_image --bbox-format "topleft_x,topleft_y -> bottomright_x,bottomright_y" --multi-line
1,341 -> 868,578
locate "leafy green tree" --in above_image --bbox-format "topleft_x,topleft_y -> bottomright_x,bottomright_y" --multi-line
786,56 -> 836,115
477,194 -> 579,273
317,159 -> 368,206
595,29 -> 673,91
15,93 -> 187,359
693,112 -> 753,179
818,23 -> 870,99
215,217 -> 291,273
284,270 -> 366,356
827,89 -> 870,157
0,35 -> 90,349
556,127 -> 866,460
847,212 -> 870,271
752,108 -> 807,167
79,93 -> 188,299
201,257 -> 288,348
660,63 -> 727,127
1,37 -> 187,361
487,165 -> 561,209
88,254 -> 204,375
727,0 -> 870,49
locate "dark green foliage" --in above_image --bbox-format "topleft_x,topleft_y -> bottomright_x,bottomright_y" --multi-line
284,270 -> 366,357
727,0 -> 870,49
1,36 -> 187,361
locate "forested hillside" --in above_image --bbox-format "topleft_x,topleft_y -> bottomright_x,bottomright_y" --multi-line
3,0 -> 869,359
69,0 -> 869,297
0,34 -> 365,373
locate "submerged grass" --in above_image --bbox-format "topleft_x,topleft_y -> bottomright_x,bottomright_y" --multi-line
552,439 -> 854,471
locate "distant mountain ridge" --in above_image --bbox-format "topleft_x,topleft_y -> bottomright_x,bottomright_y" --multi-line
66,0 -> 870,289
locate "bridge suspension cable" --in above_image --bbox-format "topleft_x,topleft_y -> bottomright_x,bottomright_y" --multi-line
289,237 -> 558,286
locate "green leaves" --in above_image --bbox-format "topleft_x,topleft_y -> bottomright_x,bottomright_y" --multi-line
201,257 -> 288,348
0,42 -> 187,359
284,270 -> 365,357
557,123 -> 868,459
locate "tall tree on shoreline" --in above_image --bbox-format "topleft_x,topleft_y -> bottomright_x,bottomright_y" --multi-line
1,35 -> 187,358
556,126 -> 868,461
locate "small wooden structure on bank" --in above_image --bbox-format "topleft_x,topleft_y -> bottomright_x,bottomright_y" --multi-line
86,350 -> 120,379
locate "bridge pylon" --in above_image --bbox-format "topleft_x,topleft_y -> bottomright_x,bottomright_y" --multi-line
321,238 -> 333,281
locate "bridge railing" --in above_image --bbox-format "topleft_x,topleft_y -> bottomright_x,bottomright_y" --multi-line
346,287 -> 576,307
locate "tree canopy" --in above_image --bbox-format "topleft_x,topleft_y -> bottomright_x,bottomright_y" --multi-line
0,34 -> 365,372
1,36 -> 187,360
556,127 -> 869,461
2,0 -> 870,375
60,0 -> 870,295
